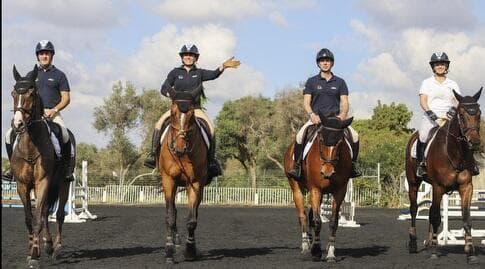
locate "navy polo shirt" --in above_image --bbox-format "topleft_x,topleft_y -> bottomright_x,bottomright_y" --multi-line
303,73 -> 348,116
29,65 -> 70,108
160,65 -> 222,107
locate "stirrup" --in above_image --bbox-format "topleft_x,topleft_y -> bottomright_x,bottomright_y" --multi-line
288,165 -> 302,179
2,169 -> 14,181
144,153 -> 156,169
350,162 -> 362,178
416,163 -> 427,177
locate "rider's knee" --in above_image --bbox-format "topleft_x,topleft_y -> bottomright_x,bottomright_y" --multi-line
5,128 -> 13,144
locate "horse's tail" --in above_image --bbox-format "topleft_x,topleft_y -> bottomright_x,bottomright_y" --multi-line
46,168 -> 62,212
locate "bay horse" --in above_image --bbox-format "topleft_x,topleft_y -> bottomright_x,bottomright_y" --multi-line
157,86 -> 209,264
405,88 -> 482,264
10,65 -> 71,268
284,114 -> 354,262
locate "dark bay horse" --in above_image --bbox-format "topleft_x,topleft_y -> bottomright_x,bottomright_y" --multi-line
157,86 -> 208,264
405,88 -> 482,264
284,114 -> 353,262
10,65 -> 71,268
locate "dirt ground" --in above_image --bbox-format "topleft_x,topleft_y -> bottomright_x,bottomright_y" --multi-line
2,205 -> 484,268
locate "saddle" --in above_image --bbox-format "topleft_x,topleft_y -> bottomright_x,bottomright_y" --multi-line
411,126 -> 440,159
301,124 -> 354,160
45,120 -> 75,159
160,117 -> 211,149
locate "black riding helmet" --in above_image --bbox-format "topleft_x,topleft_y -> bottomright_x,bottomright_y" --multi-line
429,52 -> 450,69
179,44 -> 199,58
316,48 -> 334,62
35,40 -> 55,55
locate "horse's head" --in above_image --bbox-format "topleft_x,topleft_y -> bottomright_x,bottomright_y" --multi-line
318,113 -> 353,179
453,88 -> 482,151
11,65 -> 40,134
168,86 -> 202,156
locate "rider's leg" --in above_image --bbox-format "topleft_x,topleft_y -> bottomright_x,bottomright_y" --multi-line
288,120 -> 313,180
195,109 -> 221,183
348,126 -> 362,178
465,149 -> 480,176
144,110 -> 170,169
51,112 -> 73,179
3,128 -> 14,181
417,115 -> 434,177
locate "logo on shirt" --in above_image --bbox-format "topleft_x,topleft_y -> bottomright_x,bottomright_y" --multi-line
178,75 -> 184,79
331,86 -> 337,90
192,74 -> 198,78
48,78 -> 55,81
317,85 -> 322,90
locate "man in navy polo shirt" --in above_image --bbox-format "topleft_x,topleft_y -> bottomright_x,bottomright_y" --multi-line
3,40 -> 73,181
144,44 -> 240,184
287,48 -> 361,179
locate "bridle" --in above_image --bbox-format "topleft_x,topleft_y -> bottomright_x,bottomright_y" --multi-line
318,125 -> 345,166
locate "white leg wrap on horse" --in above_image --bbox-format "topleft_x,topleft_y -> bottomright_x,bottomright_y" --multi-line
326,244 -> 335,259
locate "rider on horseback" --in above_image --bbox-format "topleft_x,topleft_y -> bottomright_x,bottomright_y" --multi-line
416,52 -> 479,177
144,44 -> 240,182
288,48 -> 361,180
3,40 -> 73,181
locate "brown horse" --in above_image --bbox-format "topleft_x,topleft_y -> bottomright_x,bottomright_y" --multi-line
157,86 -> 209,264
405,88 -> 482,264
10,65 -> 71,268
284,114 -> 353,262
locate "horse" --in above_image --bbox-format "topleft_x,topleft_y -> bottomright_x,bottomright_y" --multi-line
9,65 -> 72,268
284,114 -> 354,262
405,88 -> 482,264
156,86 -> 209,264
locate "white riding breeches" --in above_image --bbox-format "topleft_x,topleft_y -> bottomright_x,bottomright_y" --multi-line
418,114 -> 438,143
155,109 -> 215,137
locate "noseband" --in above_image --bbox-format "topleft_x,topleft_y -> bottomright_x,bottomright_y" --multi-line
12,87 -> 39,134
168,103 -> 195,156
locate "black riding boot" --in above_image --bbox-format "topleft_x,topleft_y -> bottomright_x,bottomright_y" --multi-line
288,143 -> 303,180
467,152 -> 480,176
351,141 -> 362,178
144,128 -> 162,169
61,141 -> 73,181
2,142 -> 14,181
416,141 -> 427,177
207,136 -> 222,185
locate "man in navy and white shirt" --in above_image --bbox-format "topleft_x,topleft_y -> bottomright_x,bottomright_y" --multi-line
4,40 -> 73,181
288,48 -> 361,180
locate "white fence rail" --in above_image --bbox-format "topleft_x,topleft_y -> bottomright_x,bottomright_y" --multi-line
79,185 -> 379,207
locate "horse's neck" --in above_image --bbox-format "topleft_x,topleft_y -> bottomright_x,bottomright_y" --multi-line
434,117 -> 464,163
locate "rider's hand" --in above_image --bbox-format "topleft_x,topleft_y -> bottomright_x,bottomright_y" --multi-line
310,112 -> 321,124
425,110 -> 438,121
222,56 -> 241,69
44,108 -> 57,119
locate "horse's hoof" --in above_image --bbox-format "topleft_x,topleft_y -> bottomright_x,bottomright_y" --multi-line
407,240 -> 418,253
174,234 -> 181,248
52,244 -> 62,260
310,243 -> 322,261
44,242 -> 54,255
166,257 -> 174,264
325,256 -> 337,263
26,258 -> 40,269
429,253 -> 439,260
467,255 -> 480,265
184,243 -> 198,261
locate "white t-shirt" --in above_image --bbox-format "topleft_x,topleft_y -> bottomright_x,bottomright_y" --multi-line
419,76 -> 461,117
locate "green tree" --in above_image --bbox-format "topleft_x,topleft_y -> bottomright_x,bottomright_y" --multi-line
216,96 -> 275,188
370,101 -> 413,133
139,89 -> 171,153
93,81 -> 141,185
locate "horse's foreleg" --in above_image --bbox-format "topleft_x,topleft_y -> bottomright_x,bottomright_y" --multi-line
325,188 -> 345,263
42,198 -> 53,256
17,183 -> 34,257
30,179 -> 49,262
162,174 -> 177,264
184,182 -> 202,261
426,186 -> 444,259
309,188 -> 323,261
290,181 -> 310,254
407,181 -> 420,253
459,182 -> 479,264
52,180 -> 70,259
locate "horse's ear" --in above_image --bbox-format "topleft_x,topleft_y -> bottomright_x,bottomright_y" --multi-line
29,65 -> 38,81
473,87 -> 482,102
13,65 -> 21,81
452,90 -> 463,103
342,117 -> 353,128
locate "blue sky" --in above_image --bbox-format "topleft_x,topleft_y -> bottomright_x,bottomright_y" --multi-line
2,0 -> 485,154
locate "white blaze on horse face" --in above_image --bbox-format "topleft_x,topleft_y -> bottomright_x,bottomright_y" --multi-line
13,94 -> 24,128
180,113 -> 186,133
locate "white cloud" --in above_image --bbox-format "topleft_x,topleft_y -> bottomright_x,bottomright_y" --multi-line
269,11 -> 289,28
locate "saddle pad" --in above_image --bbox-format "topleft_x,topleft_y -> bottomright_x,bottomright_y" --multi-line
297,132 -> 353,160
160,117 -> 211,149
410,129 -> 439,159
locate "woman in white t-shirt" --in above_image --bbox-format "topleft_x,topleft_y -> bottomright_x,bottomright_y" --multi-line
416,52 -> 461,177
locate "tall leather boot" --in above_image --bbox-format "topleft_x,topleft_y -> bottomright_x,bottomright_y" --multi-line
144,128 -> 162,169
288,143 -> 303,180
207,136 -> 222,185
350,141 -> 362,178
2,142 -> 14,181
416,141 -> 427,177
466,151 -> 480,176
61,140 -> 73,181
